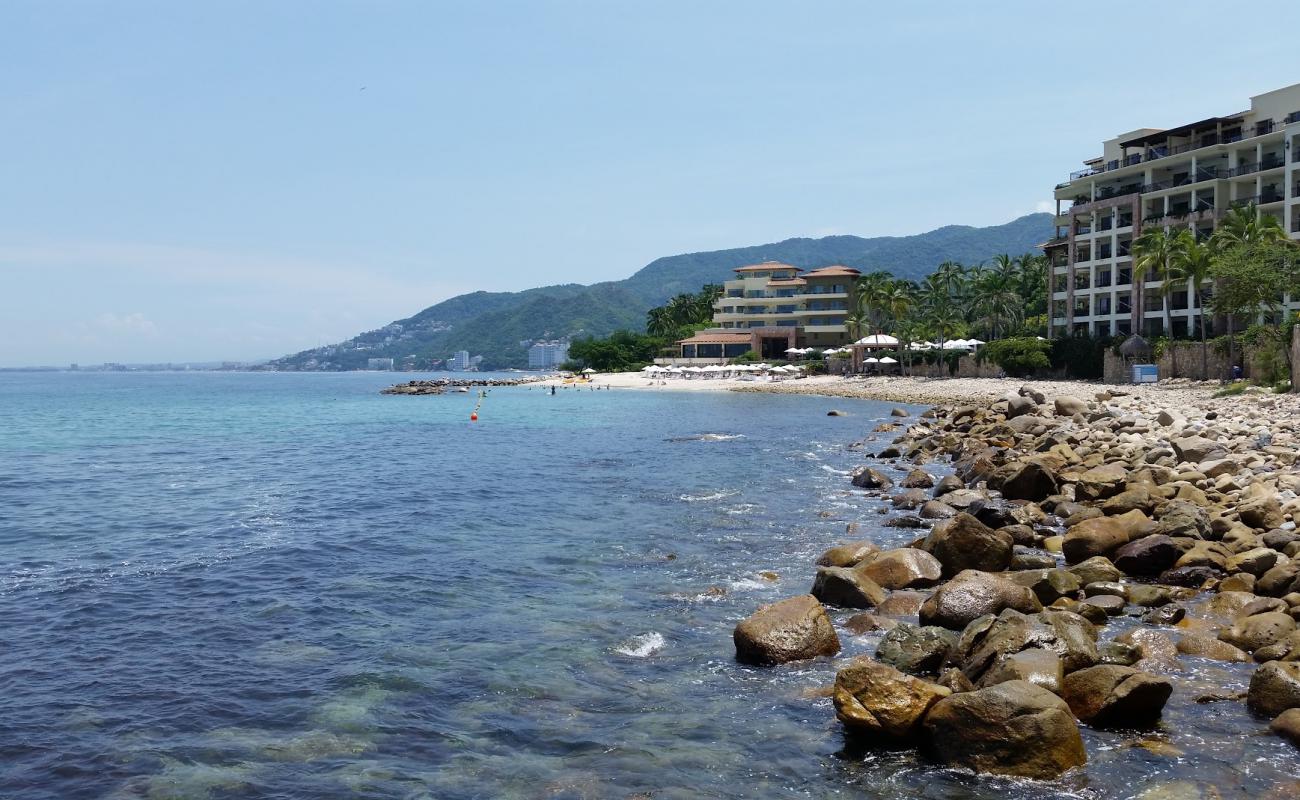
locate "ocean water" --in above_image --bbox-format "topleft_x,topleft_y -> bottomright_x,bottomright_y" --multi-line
0,372 -> 1295,799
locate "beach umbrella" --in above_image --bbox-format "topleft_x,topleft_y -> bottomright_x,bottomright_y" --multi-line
863,357 -> 880,364
641,365 -> 656,371
879,356 -> 898,364
966,338 -> 985,346
582,368 -> 596,374
855,334 -> 899,347
784,347 -> 802,354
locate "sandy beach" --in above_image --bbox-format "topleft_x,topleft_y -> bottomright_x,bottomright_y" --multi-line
539,371 -> 1287,412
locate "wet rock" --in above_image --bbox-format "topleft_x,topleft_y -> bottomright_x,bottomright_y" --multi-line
919,570 -> 1043,630
922,513 -> 1013,577
833,657 -> 950,739
733,595 -> 840,665
891,407 -> 909,417
1006,395 -> 1037,419
844,613 -> 896,635
851,467 -> 894,490
1219,612 -> 1297,653
1099,641 -> 1141,666
1142,604 -> 1186,625
891,488 -> 928,509
1010,547 -> 1056,571
979,647 -> 1064,692
883,515 -> 926,529
857,548 -> 942,590
1103,486 -> 1154,515
1159,565 -> 1220,588
1248,660 -> 1300,717
1269,708 -> 1300,748
932,474 -> 964,497
1226,547 -> 1280,577
1258,562 -> 1300,597
1068,556 -> 1123,585
1127,584 -> 1174,607
875,623 -> 957,676
900,469 -> 935,489
827,410 -> 846,416
1061,665 -> 1173,725
815,540 -> 880,568
1080,594 -> 1125,617
1012,569 -> 1081,605
1114,535 -> 1181,576
919,500 -> 958,520
811,567 -> 887,609
874,590 -> 927,618
923,680 -> 1087,779
1116,628 -> 1178,662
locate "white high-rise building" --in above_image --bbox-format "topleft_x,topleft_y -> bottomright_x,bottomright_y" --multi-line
449,350 -> 471,370
1047,82 -> 1300,339
527,340 -> 570,369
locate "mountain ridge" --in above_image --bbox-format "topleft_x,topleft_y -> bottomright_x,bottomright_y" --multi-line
269,213 -> 1052,370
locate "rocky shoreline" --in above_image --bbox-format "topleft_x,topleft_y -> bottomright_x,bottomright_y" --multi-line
732,384 -> 1300,785
380,377 -> 546,395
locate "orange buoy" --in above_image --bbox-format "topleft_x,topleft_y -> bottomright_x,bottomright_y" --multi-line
470,412 -> 478,421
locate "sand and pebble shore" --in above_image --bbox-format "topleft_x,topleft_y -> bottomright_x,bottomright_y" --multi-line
729,379 -> 1300,787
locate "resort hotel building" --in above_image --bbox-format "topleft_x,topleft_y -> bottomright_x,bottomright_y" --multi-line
674,262 -> 860,361
1047,82 -> 1300,339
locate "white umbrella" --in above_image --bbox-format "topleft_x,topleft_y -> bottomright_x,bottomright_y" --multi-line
863,357 -> 880,364
879,356 -> 898,364
855,334 -> 899,346
641,365 -> 656,372
582,368 -> 596,373
784,347 -> 802,354
966,338 -> 985,346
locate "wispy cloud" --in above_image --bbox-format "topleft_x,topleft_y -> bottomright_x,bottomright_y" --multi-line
91,312 -> 157,335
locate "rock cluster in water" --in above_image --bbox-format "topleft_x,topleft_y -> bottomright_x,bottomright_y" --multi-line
733,385 -> 1300,780
380,377 -> 543,395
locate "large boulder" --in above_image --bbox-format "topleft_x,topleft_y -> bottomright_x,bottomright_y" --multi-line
991,461 -> 1060,502
919,570 -> 1043,630
1054,396 -> 1088,417
811,567 -> 887,609
833,657 -> 951,739
923,513 -> 1013,577
857,548 -> 943,590
851,467 -> 894,490
734,595 -> 840,665
1005,395 -> 1037,419
1219,612 -> 1297,653
1171,435 -> 1227,464
900,469 -> 935,489
1176,632 -> 1251,662
1239,495 -> 1284,531
1258,562 -> 1300,597
1248,661 -> 1300,717
1068,556 -> 1123,585
953,608 -> 1099,683
1270,708 -> 1300,748
1060,665 -> 1173,725
1113,535 -> 1181,576
875,623 -> 957,676
815,540 -> 881,568
923,680 -> 1087,779
1075,463 -> 1129,501
1062,516 -> 1132,564
979,648 -> 1064,693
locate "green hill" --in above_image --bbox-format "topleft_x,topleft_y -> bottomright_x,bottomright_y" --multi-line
269,213 -> 1052,370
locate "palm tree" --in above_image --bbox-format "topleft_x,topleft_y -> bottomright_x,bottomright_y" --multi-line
854,271 -> 894,331
1133,226 -> 1185,373
893,319 -> 924,376
1216,203 -> 1287,248
646,306 -> 678,338
844,310 -> 869,341
882,281 -> 915,330
1170,229 -> 1215,379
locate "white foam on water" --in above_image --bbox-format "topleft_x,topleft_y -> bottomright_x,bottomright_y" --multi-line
679,490 -> 739,502
613,631 -> 666,658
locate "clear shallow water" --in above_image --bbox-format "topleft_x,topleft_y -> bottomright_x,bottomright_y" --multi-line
0,373 -> 1294,799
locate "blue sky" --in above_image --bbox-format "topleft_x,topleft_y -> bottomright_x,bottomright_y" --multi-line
3,1 -> 1297,366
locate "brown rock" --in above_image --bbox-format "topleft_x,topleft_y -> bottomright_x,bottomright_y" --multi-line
833,657 -> 950,739
857,548 -> 943,590
1061,665 -> 1173,725
923,513 -> 1013,577
923,680 -> 1087,779
734,595 -> 840,665
815,540 -> 880,568
919,570 -> 1044,630
1270,708 -> 1300,748
1248,660 -> 1300,717
1219,612 -> 1297,653
811,567 -> 887,609
1075,463 -> 1129,501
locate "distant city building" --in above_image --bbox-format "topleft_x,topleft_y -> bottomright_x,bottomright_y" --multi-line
469,355 -> 483,368
367,357 -> 395,370
449,350 -> 471,370
527,339 -> 570,369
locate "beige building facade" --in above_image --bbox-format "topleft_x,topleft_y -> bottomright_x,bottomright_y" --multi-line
1047,83 -> 1300,339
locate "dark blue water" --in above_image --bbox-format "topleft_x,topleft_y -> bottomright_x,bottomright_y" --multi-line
0,373 -> 1294,799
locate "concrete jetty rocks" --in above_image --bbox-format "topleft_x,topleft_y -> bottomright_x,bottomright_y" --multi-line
380,377 -> 543,395
733,382 -> 1300,782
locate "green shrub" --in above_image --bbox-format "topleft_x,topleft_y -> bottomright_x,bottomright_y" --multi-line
978,337 -> 1052,377
1050,334 -> 1110,379
1213,381 -> 1249,397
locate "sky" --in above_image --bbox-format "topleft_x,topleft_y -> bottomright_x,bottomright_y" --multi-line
3,1 -> 1298,366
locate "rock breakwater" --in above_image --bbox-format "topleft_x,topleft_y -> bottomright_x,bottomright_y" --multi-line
733,383 -> 1300,784
380,377 -> 544,395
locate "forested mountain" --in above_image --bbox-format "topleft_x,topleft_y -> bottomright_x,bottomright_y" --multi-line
269,213 -> 1051,370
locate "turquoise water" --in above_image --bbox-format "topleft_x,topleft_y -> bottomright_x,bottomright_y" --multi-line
0,373 -> 1294,799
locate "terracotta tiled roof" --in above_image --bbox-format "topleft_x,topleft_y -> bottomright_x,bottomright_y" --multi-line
767,277 -> 807,285
676,330 -> 753,345
802,265 -> 861,278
